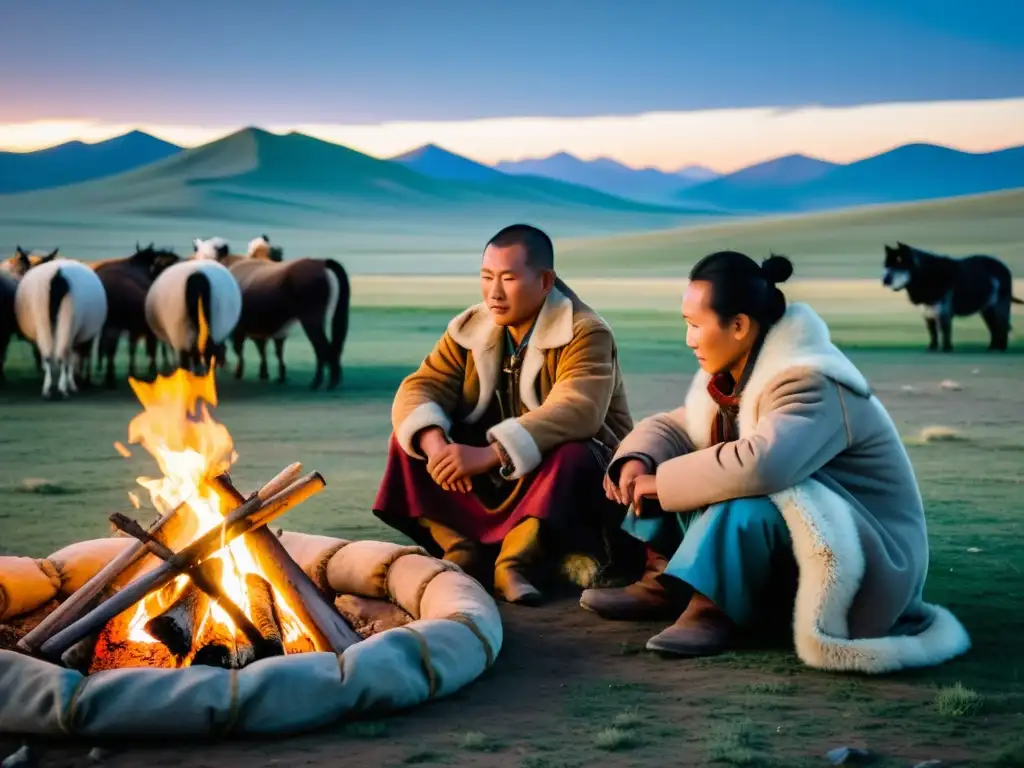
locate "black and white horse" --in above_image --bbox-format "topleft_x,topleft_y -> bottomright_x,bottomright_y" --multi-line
144,257 -> 242,373
13,255 -> 108,398
882,242 -> 1023,351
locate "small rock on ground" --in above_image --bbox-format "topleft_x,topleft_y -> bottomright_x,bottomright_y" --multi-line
1,745 -> 34,768
827,746 -> 873,764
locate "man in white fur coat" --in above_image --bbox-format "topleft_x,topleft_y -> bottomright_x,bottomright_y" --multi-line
581,250 -> 971,674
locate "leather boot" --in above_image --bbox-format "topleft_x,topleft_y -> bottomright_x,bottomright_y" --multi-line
493,518 -> 544,606
645,591 -> 737,656
579,548 -> 679,620
419,519 -> 490,585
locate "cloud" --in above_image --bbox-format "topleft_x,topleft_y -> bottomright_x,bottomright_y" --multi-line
2,98 -> 1023,173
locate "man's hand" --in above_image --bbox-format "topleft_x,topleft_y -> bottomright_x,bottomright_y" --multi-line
417,428 -> 470,493
427,443 -> 502,492
604,458 -> 650,505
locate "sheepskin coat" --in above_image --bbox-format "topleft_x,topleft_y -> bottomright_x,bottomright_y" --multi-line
392,281 -> 633,479
609,302 -> 970,673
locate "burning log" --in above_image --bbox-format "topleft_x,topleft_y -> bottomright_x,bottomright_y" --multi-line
246,573 -> 284,657
107,513 -> 273,657
144,583 -> 208,659
17,500 -> 196,654
212,471 -> 362,654
37,469 -> 327,661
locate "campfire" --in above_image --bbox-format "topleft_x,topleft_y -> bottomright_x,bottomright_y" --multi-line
16,364 -> 361,672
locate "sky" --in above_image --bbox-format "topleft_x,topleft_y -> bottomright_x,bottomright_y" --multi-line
3,0 -> 1024,171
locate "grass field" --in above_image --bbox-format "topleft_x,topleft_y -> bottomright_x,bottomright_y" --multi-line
1,277 -> 1023,766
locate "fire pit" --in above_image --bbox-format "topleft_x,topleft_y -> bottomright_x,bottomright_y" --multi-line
0,366 -> 502,737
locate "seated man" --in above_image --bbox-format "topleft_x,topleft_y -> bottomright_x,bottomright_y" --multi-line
373,224 -> 636,605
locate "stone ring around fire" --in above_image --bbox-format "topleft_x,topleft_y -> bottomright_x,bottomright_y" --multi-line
0,532 -> 503,737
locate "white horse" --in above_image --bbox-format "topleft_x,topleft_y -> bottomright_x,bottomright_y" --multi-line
145,256 -> 242,373
14,258 -> 108,399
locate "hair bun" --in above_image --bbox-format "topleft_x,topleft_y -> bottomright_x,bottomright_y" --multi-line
761,253 -> 793,285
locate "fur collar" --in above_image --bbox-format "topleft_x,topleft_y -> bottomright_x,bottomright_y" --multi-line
448,286 -> 575,422
684,303 -> 872,448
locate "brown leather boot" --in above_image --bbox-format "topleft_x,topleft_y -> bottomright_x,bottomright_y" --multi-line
493,518 -> 544,606
579,549 -> 679,620
419,519 -> 490,585
645,591 -> 737,656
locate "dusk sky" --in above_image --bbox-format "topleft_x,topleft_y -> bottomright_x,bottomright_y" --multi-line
4,0 -> 1024,170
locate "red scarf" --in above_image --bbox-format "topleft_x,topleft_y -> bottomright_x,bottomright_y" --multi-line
706,331 -> 766,445
708,374 -> 741,445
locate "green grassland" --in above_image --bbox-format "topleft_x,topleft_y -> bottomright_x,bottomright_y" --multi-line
1,276 -> 1023,765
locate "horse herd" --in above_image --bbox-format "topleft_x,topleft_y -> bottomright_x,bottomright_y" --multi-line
0,236 -> 350,399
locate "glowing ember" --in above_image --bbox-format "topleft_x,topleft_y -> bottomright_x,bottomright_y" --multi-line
120,362 -> 310,653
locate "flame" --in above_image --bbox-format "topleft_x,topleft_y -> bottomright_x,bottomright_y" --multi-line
121,365 -> 310,653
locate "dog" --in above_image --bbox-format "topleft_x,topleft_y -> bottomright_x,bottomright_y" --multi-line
882,242 -> 1022,352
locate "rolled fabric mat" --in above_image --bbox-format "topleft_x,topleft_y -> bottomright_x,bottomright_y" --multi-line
0,532 -> 504,737
0,557 -> 61,621
47,538 -> 137,597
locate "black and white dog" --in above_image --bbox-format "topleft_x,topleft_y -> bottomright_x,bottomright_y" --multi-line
882,242 -> 1022,352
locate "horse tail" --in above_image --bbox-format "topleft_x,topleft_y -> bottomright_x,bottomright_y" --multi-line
184,271 -> 212,356
50,269 -> 77,364
1012,296 -> 1023,305
323,259 -> 350,364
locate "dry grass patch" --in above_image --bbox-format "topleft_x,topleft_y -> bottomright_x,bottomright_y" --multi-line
934,683 -> 984,717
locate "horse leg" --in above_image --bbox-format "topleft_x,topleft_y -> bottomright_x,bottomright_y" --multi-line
99,327 -> 118,388
179,349 -> 191,373
939,313 -> 953,353
923,315 -> 938,352
145,333 -> 158,379
273,338 -> 286,383
983,300 -> 1011,351
299,315 -> 330,390
127,333 -> 140,379
0,330 -> 11,386
56,353 -> 72,398
33,345 -> 43,372
41,357 -> 56,399
253,338 -> 269,381
232,330 -> 246,379
0,330 -> 12,386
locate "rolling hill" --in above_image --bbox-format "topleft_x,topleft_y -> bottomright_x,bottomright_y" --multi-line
0,129 -> 718,266
555,187 -> 1024,279
676,144 -> 1024,213
495,152 -> 718,205
0,131 -> 182,195
390,144 -> 502,182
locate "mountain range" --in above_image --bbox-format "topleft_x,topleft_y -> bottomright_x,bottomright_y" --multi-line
0,131 -> 180,195
0,128 -> 700,233
2,130 -> 1022,219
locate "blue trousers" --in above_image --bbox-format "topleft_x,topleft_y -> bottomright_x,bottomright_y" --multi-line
621,497 -> 798,630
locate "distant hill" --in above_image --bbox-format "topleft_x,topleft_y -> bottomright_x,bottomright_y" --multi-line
674,164 -> 720,183
556,187 -> 1024,279
0,131 -> 182,195
676,144 -> 1024,213
390,144 -> 502,181
495,152 -> 718,205
0,128 -> 705,231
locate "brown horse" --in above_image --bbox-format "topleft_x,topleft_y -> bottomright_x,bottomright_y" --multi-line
195,236 -> 350,390
92,244 -> 181,386
1,247 -> 59,382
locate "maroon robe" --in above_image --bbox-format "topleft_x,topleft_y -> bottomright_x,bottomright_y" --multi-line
372,329 -> 628,560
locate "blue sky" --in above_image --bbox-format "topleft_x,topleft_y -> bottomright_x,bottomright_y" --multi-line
3,0 -> 1023,169
5,0 -> 1023,123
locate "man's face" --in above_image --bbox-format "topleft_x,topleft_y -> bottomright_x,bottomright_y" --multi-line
480,243 -> 552,328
